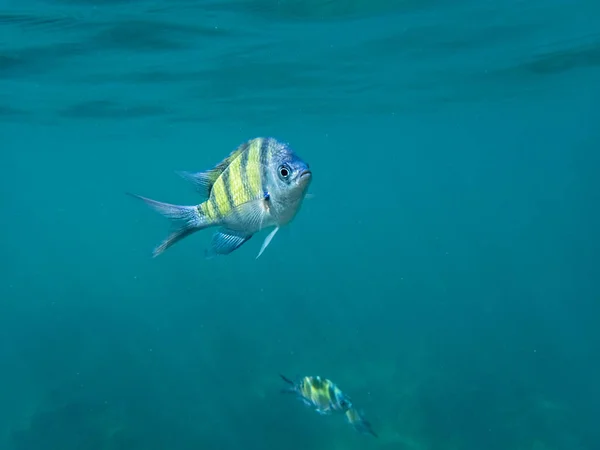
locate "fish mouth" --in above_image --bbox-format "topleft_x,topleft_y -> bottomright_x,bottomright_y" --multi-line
299,169 -> 312,179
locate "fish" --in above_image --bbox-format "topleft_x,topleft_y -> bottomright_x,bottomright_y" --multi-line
280,374 -> 352,415
279,374 -> 377,437
127,137 -> 312,259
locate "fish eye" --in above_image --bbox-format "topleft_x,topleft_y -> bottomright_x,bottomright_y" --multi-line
279,164 -> 291,179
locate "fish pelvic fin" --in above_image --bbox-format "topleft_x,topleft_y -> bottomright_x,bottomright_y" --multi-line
256,227 -> 279,259
127,192 -> 210,257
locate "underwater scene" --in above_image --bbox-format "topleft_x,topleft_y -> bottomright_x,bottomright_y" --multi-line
1,0 -> 599,449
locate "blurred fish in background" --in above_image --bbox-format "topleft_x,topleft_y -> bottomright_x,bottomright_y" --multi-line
280,374 -> 377,437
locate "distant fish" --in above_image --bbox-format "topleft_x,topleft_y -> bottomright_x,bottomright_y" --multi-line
280,374 -> 351,415
128,137 -> 312,259
280,374 -> 377,437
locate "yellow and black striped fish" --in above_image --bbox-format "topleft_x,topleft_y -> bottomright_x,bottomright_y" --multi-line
128,137 -> 312,259
280,374 -> 377,437
280,374 -> 351,415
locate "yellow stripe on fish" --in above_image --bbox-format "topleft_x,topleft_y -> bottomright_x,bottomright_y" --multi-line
300,376 -> 336,409
245,137 -> 264,199
210,175 -> 230,218
200,199 -> 217,221
204,143 -> 248,196
227,151 -> 247,205
203,137 -> 267,220
300,377 -> 313,399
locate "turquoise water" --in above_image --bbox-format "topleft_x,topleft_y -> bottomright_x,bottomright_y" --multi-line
1,0 -> 599,449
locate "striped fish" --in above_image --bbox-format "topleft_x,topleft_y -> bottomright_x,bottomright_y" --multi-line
280,374 -> 352,415
128,137 -> 312,259
280,374 -> 377,437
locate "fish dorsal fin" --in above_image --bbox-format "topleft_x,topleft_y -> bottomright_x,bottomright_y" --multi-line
177,138 -> 265,198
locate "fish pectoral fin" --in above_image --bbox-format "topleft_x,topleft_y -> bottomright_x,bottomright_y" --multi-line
256,227 -> 279,259
206,228 -> 253,258
227,197 -> 270,230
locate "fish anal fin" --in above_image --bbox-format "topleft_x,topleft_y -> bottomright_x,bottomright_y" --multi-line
224,197 -> 270,232
206,228 -> 252,257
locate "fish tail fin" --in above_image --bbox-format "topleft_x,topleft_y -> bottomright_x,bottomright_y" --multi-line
362,419 -> 378,438
127,192 -> 210,257
347,408 -> 378,438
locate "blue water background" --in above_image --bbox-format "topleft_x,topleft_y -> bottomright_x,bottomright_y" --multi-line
1,1 -> 599,449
